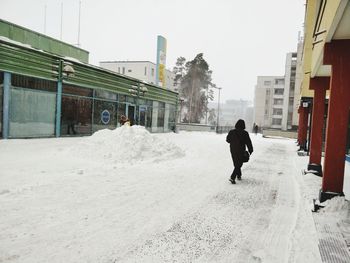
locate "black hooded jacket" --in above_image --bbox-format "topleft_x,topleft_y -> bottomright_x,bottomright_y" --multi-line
226,120 -> 253,160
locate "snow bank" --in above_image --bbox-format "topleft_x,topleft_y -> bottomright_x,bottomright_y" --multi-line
320,196 -> 350,214
73,125 -> 185,164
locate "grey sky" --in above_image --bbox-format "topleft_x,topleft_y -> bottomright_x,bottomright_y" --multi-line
0,0 -> 305,102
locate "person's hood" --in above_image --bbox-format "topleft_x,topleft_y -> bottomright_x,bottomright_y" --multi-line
235,119 -> 246,130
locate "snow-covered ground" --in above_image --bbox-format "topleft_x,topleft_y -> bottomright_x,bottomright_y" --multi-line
0,126 -> 349,262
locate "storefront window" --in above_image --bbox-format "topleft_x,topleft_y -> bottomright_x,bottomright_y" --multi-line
61,95 -> 92,136
157,102 -> 165,130
9,87 -> 56,137
63,85 -> 93,97
127,105 -> 136,125
168,104 -> 176,131
126,96 -> 136,104
138,99 -> 152,128
117,103 -> 127,126
119,95 -> 126,103
9,75 -> 56,138
146,106 -> 152,129
61,85 -> 93,136
12,74 -> 56,92
92,99 -> 117,132
95,90 -> 118,101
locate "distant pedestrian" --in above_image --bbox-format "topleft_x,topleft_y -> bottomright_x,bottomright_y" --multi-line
226,119 -> 253,184
119,115 -> 130,126
253,123 -> 259,135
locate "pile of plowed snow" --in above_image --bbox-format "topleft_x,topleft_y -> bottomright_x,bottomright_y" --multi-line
73,125 -> 185,164
320,196 -> 350,213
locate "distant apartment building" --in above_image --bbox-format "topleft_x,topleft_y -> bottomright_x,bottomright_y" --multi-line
254,76 -> 285,129
282,52 -> 298,130
99,61 -> 175,91
292,40 -> 303,127
254,50 -> 301,131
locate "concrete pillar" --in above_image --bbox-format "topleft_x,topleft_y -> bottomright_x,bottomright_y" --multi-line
297,105 -> 303,145
298,104 -> 309,150
308,77 -> 329,175
55,80 -> 62,137
320,40 -> 350,201
56,60 -> 63,137
2,72 -> 11,139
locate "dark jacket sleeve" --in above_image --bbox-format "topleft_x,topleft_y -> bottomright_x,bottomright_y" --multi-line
226,130 -> 233,143
245,132 -> 253,154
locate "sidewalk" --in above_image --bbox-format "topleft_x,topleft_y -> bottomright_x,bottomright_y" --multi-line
297,151 -> 350,262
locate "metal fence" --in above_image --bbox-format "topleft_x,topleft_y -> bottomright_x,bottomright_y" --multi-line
216,126 -> 235,134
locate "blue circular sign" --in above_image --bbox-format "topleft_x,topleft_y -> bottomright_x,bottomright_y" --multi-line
101,110 -> 110,124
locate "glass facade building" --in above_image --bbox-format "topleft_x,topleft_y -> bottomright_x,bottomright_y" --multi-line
0,20 -> 178,139
0,68 -> 178,138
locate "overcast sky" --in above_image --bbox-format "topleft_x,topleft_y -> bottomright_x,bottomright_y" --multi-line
0,0 -> 305,102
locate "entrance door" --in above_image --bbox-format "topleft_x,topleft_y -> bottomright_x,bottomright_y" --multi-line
126,104 -> 135,125
139,106 -> 147,126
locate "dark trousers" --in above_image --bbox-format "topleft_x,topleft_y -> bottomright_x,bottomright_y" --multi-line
231,156 -> 243,180
67,123 -> 76,135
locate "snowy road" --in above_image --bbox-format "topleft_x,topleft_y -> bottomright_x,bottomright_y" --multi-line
0,128 -> 322,262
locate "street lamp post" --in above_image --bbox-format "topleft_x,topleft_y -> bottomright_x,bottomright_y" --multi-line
217,87 -> 221,132
210,85 -> 222,132
56,60 -> 75,137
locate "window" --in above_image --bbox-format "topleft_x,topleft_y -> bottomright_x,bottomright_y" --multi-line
274,89 -> 284,95
266,89 -> 270,95
273,109 -> 283,115
275,79 -> 284,85
9,75 -> 57,138
144,67 -> 147,76
168,104 -> 176,131
157,102 -> 165,128
95,90 -> 117,101
151,68 -> 154,76
122,67 -> 125,74
61,95 -> 92,136
128,69 -> 132,73
273,99 -> 283,105
10,87 -> 56,137
12,74 -> 56,92
118,67 -> 120,73
272,118 -> 282,125
63,85 -> 93,97
92,99 -> 117,132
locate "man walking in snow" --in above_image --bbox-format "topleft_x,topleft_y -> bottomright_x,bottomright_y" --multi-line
226,119 -> 253,184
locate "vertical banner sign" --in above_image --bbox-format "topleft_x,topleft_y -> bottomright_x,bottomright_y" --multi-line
156,35 -> 167,88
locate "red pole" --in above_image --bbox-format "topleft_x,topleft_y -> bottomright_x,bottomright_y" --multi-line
321,40 -> 350,199
309,77 -> 329,165
297,106 -> 303,145
299,105 -> 309,150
